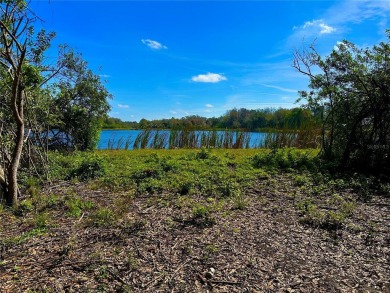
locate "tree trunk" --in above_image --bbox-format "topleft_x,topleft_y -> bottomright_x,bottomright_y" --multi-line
6,119 -> 24,207
5,84 -> 25,208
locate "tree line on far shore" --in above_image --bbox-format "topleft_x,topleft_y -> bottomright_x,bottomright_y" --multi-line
103,107 -> 318,131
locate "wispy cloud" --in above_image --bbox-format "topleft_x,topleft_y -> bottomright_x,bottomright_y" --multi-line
192,73 -> 227,83
205,104 -> 214,108
141,39 -> 167,50
291,1 -> 390,42
261,84 -> 298,93
294,19 -> 336,36
118,104 -> 129,109
99,74 -> 111,78
323,0 -> 390,27
304,19 -> 336,35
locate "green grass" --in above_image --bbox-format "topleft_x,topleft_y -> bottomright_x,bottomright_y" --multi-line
3,148 -> 383,234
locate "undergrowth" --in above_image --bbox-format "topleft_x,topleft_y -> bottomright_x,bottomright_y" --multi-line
1,148 -> 387,239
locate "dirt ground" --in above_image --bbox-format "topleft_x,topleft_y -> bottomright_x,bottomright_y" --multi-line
0,176 -> 389,292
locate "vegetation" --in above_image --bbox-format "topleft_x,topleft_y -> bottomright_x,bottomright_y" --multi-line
103,107 -> 319,131
0,0 -> 111,207
294,32 -> 390,174
0,1 -> 388,290
0,149 -> 388,291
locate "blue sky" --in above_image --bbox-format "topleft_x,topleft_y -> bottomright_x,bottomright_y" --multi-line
31,0 -> 390,122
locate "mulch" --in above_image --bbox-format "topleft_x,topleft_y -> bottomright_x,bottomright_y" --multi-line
0,176 -> 389,292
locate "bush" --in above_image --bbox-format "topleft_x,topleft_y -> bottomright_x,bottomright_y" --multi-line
68,155 -> 106,181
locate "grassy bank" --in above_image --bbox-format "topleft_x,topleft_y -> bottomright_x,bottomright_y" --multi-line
0,148 -> 389,292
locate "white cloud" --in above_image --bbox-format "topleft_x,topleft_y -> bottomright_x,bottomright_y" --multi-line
99,74 -> 111,78
298,19 -> 336,35
192,73 -> 227,83
205,109 -> 212,113
205,104 -> 214,108
141,39 -> 167,50
118,104 -> 129,109
170,110 -> 177,114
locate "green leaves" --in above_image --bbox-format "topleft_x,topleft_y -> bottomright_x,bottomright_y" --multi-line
294,33 -> 390,175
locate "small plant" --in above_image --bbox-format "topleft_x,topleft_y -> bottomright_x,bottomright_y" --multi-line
294,175 -> 309,187
203,243 -> 220,261
65,196 -> 94,218
191,203 -> 215,226
219,180 -> 240,198
24,177 -> 41,198
125,251 -> 140,269
34,212 -> 50,230
231,192 -> 248,210
68,155 -> 106,181
91,208 -> 116,227
196,148 -> 210,160
14,199 -> 34,216
179,182 -> 192,195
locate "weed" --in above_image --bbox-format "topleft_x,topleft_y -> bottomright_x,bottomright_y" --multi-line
34,212 -> 50,230
65,196 -> 94,218
178,182 -> 192,195
203,243 -> 220,261
121,219 -> 146,235
14,200 -> 34,216
24,177 -> 41,198
219,180 -> 241,198
294,175 -> 310,187
231,192 -> 248,210
196,148 -> 210,160
125,251 -> 140,269
191,203 -> 216,226
91,208 -> 116,227
2,227 -> 46,247
364,221 -> 378,245
68,155 -> 106,181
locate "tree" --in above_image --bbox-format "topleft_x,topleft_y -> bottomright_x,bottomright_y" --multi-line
293,33 -> 390,173
0,0 -> 55,207
53,50 -> 111,151
0,1 -> 112,207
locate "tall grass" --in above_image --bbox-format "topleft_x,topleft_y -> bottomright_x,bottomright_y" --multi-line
260,124 -> 321,149
106,126 -> 320,150
128,129 -> 252,150
107,134 -> 133,150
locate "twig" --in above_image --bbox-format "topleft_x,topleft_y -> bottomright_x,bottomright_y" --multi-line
107,267 -> 132,287
78,212 -> 85,222
209,280 -> 242,286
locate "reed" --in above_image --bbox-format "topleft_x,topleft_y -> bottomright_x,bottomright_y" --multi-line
151,130 -> 169,149
133,129 -> 153,149
131,129 -> 253,150
107,134 -> 133,150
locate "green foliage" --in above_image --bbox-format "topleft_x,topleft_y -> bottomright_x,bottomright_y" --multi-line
34,212 -> 50,230
196,148 -> 210,159
91,208 -> 116,227
14,199 -> 34,216
191,203 -> 215,226
68,155 -> 106,181
52,50 -> 111,151
65,196 -> 94,217
294,33 -> 390,174
251,149 -> 317,170
107,107 -> 318,132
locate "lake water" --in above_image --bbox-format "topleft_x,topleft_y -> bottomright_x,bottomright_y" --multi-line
98,129 -> 269,150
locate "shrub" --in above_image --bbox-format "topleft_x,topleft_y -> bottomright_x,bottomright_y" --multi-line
68,155 -> 106,181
